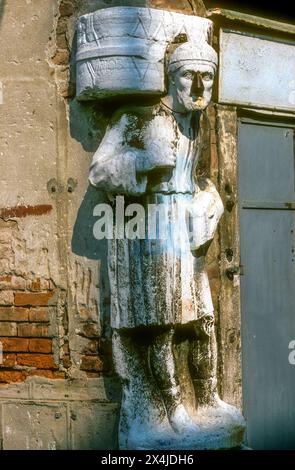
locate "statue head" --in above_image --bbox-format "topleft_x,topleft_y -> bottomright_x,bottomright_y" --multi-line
167,42 -> 218,113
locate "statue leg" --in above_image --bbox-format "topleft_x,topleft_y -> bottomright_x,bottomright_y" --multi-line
189,315 -> 220,407
113,329 -> 175,448
150,327 -> 199,433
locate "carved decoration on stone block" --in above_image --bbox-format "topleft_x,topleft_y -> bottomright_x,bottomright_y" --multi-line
76,6 -> 246,449
76,7 -> 213,99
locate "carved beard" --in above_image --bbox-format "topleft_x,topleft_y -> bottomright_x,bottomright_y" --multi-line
176,89 -> 212,112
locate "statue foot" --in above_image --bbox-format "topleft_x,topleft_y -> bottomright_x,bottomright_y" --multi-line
198,392 -> 236,411
169,403 -> 199,434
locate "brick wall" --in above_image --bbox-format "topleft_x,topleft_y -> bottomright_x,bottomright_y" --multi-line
0,268 -> 112,383
0,276 -> 112,383
0,214 -> 111,384
0,274 -> 63,383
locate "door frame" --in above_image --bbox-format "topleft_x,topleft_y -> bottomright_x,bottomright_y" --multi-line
216,104 -> 242,409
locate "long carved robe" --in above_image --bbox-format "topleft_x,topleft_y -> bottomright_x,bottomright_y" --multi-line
89,104 -> 223,329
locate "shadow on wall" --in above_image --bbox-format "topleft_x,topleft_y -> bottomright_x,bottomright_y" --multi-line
68,17 -> 114,339
69,3 -> 154,341
71,185 -> 112,338
70,82 -> 111,337
70,91 -> 123,424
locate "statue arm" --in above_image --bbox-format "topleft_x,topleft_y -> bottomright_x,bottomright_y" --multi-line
89,109 -> 176,194
136,113 -> 176,173
189,179 -> 224,257
89,113 -> 148,196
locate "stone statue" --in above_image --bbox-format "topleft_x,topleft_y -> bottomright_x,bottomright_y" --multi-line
78,7 -> 245,450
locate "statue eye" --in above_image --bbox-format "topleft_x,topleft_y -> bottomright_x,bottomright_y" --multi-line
183,71 -> 194,79
202,72 -> 213,81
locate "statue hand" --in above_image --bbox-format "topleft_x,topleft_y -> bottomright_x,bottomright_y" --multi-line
89,149 -> 147,195
136,147 -> 176,174
188,182 -> 224,257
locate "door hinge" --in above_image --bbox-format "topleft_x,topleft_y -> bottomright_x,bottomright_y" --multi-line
226,265 -> 244,280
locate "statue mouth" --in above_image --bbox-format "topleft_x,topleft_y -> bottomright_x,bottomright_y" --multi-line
192,96 -> 204,107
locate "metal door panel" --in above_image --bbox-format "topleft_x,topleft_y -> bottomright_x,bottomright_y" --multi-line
239,119 -> 295,449
239,123 -> 295,204
240,209 -> 295,449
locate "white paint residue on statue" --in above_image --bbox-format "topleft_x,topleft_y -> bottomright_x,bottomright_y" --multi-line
78,7 -> 245,450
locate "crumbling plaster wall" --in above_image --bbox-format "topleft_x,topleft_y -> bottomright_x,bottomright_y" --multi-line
0,0 -> 240,449
0,0 -> 116,449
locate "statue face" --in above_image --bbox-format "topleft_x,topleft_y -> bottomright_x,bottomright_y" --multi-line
171,62 -> 215,112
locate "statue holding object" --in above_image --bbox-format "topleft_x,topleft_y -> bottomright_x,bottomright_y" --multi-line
77,7 -> 245,449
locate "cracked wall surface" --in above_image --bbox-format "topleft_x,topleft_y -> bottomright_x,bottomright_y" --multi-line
0,0 -> 116,449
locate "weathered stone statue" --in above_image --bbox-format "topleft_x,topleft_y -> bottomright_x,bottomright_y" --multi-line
77,7 -> 245,449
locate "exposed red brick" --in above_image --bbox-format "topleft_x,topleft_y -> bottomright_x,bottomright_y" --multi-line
28,339 -> 52,354
0,275 -> 27,290
82,339 -> 99,355
80,355 -> 104,372
62,342 -> 69,355
30,279 -> 41,291
51,49 -> 69,65
0,307 -> 29,322
17,323 -> 50,338
0,275 -> 11,287
1,338 -> 29,352
62,355 -> 71,368
77,306 -> 91,321
14,291 -> 55,307
81,323 -> 100,338
0,354 -> 16,368
57,32 -> 68,49
57,18 -> 67,36
0,204 -> 52,219
53,371 -> 66,378
0,322 -> 17,336
86,372 -> 101,378
28,279 -> 52,291
59,0 -> 75,16
17,354 -> 57,369
0,371 -> 26,383
28,309 -> 50,322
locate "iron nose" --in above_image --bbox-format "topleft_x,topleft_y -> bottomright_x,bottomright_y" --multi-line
191,72 -> 204,96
